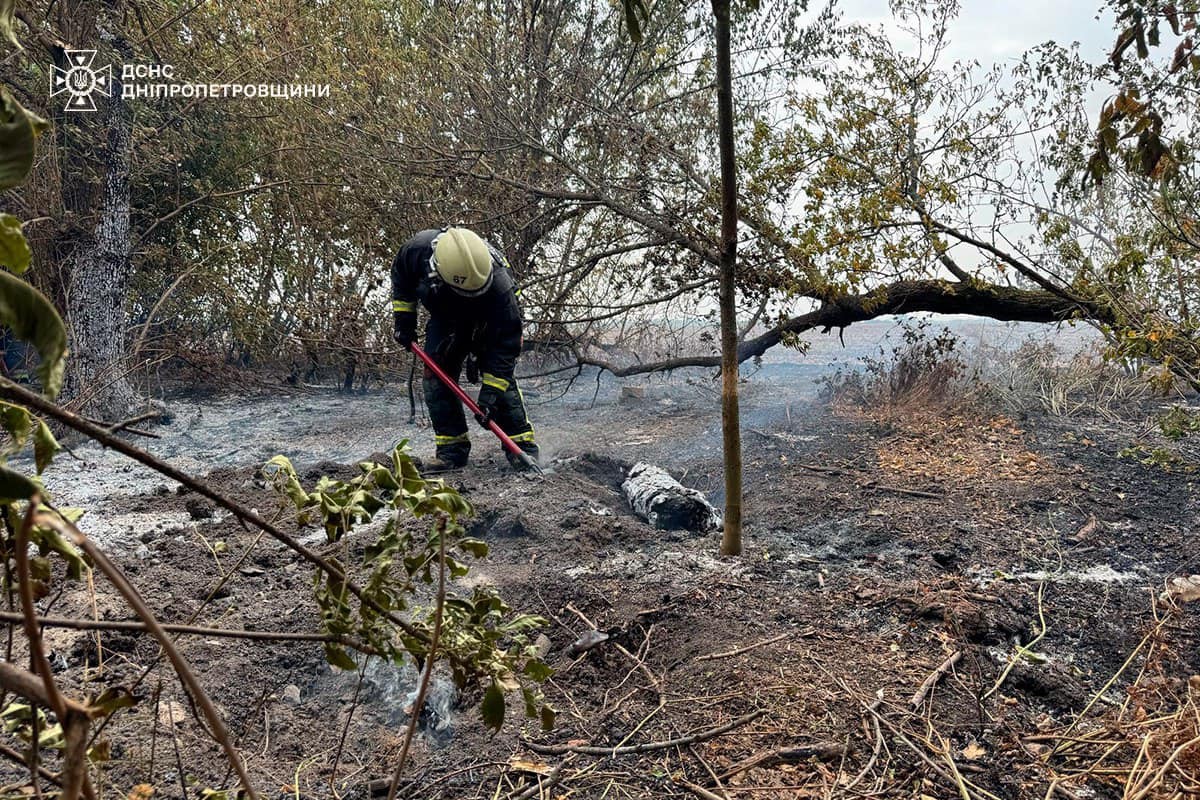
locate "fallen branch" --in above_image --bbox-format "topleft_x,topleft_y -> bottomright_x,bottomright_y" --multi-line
714,741 -> 847,782
862,481 -> 942,500
696,631 -> 802,662
523,709 -> 765,757
0,611 -> 378,652
674,778 -> 727,800
909,651 -> 963,709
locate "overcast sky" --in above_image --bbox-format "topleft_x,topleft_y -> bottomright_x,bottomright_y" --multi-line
841,0 -> 1112,66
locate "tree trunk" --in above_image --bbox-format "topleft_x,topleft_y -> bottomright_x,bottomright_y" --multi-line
60,31 -> 137,417
712,0 -> 743,557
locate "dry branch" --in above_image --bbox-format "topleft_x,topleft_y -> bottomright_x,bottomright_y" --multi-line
575,280 -> 1113,377
0,610 -> 378,651
695,631 -> 797,662
909,651 -> 963,709
523,709 -> 765,757
0,377 -> 430,648
714,741 -> 848,782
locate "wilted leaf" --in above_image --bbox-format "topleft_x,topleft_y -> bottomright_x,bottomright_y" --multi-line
961,740 -> 986,760
33,420 -> 59,473
127,783 -> 155,800
0,270 -> 67,398
540,704 -> 556,731
28,520 -> 88,580
87,686 -> 137,718
523,659 -> 553,682
0,464 -> 37,502
1164,574 -> 1200,603
458,537 -> 488,558
0,213 -> 31,274
0,0 -> 15,49
0,401 -> 31,454
0,88 -> 47,191
481,681 -> 505,731
87,739 -> 111,763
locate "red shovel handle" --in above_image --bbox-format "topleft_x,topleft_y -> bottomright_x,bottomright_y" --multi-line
410,343 -> 538,470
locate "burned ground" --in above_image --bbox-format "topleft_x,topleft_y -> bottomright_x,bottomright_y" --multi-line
9,376 -> 1199,799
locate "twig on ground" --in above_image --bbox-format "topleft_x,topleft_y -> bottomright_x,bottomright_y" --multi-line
842,694 -> 884,792
860,481 -> 943,500
566,602 -> 662,693
909,650 -> 963,709
506,755 -> 574,800
0,739 -> 61,786
674,777 -> 726,800
695,631 -> 801,662
984,582 -> 1046,701
714,741 -> 847,783
523,709 -> 765,757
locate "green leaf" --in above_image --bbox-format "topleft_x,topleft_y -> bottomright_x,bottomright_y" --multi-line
481,681 -> 505,732
523,659 -> 554,682
28,520 -> 87,580
0,464 -> 37,502
33,421 -> 59,473
0,88 -> 47,191
262,455 -> 310,508
323,642 -> 358,672
0,0 -> 16,49
0,401 -> 31,455
0,214 -> 31,274
458,537 -> 489,558
0,270 -> 67,398
540,704 -> 556,731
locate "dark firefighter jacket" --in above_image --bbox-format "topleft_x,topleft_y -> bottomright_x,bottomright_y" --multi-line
390,228 -> 523,381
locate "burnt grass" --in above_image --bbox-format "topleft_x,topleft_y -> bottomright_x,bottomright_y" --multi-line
11,392 -> 1200,799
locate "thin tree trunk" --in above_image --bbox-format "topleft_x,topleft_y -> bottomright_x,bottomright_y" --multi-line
61,54 -> 137,417
712,0 -> 742,557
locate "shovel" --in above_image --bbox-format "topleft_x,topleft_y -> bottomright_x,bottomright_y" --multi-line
410,343 -> 543,475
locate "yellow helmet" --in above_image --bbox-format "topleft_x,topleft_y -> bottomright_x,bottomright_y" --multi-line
432,227 -> 494,296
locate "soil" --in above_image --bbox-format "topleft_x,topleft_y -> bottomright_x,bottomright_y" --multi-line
6,370 -> 1199,799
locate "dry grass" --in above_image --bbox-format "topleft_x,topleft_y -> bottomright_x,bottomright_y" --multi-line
972,339 -> 1153,421
1037,595 -> 1200,800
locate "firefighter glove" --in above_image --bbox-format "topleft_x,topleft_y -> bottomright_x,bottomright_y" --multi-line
393,311 -> 416,349
475,385 -> 500,428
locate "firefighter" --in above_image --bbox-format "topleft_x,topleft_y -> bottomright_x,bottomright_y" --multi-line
390,226 -> 538,471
